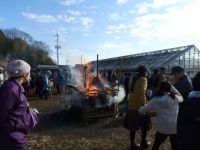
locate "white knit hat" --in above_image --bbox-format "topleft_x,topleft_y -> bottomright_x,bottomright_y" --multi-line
6,60 -> 31,77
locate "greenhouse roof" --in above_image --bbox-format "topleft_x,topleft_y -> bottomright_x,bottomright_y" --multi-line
91,45 -> 198,70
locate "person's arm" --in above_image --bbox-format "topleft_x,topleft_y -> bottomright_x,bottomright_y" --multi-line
16,97 -> 39,129
182,78 -> 193,99
171,85 -> 183,102
171,85 -> 181,95
0,89 -> 15,123
137,77 -> 147,106
27,108 -> 39,128
139,97 -> 157,114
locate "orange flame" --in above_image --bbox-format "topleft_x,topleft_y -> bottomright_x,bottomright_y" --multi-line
86,85 -> 99,97
81,63 -> 107,97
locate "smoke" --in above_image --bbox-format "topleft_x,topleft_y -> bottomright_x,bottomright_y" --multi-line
63,65 -> 126,109
63,84 -> 125,109
95,85 -> 125,108
68,66 -> 84,90
64,87 -> 85,108
117,85 -> 125,103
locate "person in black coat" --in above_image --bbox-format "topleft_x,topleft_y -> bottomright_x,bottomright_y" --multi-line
170,66 -> 193,101
177,72 -> 200,150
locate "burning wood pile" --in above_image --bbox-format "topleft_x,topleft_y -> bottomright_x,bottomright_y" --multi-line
80,64 -> 118,120
64,56 -> 122,122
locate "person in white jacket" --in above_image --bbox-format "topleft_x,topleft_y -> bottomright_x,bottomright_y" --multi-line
139,81 -> 183,150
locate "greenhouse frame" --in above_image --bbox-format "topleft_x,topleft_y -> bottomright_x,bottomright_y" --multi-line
91,45 -> 200,77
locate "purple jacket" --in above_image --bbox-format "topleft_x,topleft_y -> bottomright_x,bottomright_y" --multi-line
0,78 -> 39,149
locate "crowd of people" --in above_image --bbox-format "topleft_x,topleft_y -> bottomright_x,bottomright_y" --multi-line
123,65 -> 199,150
30,69 -> 66,99
0,59 -> 200,150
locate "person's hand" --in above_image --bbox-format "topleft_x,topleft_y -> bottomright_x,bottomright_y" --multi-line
32,108 -> 39,115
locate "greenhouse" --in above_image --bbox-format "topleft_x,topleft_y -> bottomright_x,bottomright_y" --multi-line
91,45 -> 200,77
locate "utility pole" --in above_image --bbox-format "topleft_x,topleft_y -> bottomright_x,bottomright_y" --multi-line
97,54 -> 99,79
54,33 -> 61,65
12,28 -> 16,39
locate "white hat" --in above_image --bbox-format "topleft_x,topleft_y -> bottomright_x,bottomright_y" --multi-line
6,60 -> 31,77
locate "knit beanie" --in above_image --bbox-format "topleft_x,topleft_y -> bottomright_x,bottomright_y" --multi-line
6,60 -> 31,77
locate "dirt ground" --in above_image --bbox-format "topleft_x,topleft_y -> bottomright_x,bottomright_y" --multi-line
27,94 -> 171,150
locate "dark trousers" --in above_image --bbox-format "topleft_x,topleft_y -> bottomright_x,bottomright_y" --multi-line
40,90 -> 48,99
56,84 -> 61,94
124,89 -> 129,99
152,132 -> 177,150
130,128 -> 147,148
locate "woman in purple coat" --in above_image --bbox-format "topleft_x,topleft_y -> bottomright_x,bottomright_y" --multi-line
0,60 -> 39,150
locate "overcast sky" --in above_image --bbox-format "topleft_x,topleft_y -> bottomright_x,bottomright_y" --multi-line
1,0 -> 200,65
